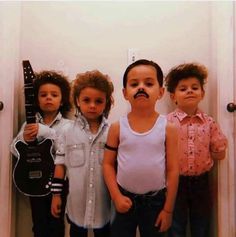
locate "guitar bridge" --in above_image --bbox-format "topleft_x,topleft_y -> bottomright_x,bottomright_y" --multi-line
29,171 -> 42,179
26,158 -> 42,163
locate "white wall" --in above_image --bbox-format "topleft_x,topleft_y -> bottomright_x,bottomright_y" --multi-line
13,1 -> 217,236
19,1 -> 211,120
0,2 -> 21,237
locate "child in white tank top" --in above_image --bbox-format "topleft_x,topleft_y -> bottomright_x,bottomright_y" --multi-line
103,59 -> 179,237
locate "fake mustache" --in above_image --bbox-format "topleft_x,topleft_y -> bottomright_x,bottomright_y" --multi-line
134,90 -> 149,99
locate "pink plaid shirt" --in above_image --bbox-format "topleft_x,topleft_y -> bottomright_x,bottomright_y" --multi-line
167,108 -> 227,176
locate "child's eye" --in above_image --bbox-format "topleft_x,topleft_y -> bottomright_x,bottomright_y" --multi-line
51,93 -> 59,97
179,88 -> 186,91
192,87 -> 199,90
39,93 -> 47,97
95,99 -> 104,104
83,98 -> 90,103
145,82 -> 153,87
130,83 -> 138,87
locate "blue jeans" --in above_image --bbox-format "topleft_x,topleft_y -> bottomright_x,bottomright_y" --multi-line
168,172 -> 211,237
111,186 -> 167,237
68,217 -> 110,237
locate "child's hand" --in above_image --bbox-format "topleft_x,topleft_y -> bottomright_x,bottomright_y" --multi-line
114,194 -> 132,213
51,195 -> 62,218
23,123 -> 39,142
155,209 -> 172,232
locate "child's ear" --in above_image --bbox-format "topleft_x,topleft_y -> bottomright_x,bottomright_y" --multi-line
170,93 -> 175,101
170,93 -> 177,104
122,88 -> 128,100
158,87 -> 165,99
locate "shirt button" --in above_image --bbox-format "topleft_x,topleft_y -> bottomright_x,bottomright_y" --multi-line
89,184 -> 93,188
91,151 -> 94,155
88,200 -> 92,204
90,167 -> 94,171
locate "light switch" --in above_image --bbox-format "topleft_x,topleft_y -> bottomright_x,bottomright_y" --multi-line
128,48 -> 139,65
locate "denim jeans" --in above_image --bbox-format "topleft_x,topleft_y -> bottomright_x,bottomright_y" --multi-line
111,186 -> 167,237
168,172 -> 211,237
68,218 -> 110,237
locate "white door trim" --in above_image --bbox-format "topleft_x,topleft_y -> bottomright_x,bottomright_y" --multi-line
211,2 -> 235,237
0,2 -> 21,237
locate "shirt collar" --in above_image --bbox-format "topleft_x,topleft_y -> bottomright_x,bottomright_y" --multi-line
174,108 -> 205,122
76,113 -> 108,131
36,112 -> 62,127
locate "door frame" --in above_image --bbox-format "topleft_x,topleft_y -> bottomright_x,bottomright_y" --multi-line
211,2 -> 236,237
0,2 -> 21,237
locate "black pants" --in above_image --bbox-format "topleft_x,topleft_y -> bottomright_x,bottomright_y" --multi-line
29,180 -> 68,237
68,217 -> 110,237
111,186 -> 167,237
168,172 -> 211,237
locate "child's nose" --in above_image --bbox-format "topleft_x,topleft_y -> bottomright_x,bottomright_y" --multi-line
138,83 -> 145,90
186,88 -> 193,93
89,102 -> 96,108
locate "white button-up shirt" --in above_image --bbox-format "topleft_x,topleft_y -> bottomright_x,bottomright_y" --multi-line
55,114 -> 111,228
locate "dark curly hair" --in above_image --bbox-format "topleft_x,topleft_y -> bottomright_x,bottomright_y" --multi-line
34,70 -> 71,117
165,63 -> 208,93
123,59 -> 164,88
72,70 -> 114,118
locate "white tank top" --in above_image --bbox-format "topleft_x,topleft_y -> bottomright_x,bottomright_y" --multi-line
117,115 -> 167,194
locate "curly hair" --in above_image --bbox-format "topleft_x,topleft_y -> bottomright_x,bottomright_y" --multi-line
72,70 -> 114,118
123,59 -> 164,88
34,70 -> 71,117
165,63 -> 208,93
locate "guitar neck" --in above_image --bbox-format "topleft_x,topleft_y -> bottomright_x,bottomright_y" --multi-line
23,61 -> 36,124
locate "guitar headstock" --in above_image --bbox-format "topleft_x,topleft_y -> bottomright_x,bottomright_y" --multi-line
22,60 -> 36,84
22,60 -> 36,124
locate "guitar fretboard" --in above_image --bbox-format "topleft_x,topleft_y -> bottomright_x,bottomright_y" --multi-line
23,61 -> 36,124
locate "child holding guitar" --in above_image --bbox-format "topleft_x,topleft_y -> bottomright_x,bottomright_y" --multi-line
11,68 -> 72,237
51,70 -> 114,237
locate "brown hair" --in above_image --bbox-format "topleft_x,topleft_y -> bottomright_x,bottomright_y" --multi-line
123,59 -> 164,88
72,70 -> 114,118
165,63 -> 208,93
34,70 -> 71,117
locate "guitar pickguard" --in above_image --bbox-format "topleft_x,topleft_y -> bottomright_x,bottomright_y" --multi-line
13,138 -> 54,197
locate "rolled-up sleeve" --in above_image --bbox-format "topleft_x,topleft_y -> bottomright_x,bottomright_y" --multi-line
210,120 -> 227,153
37,124 -> 56,141
54,133 -> 65,165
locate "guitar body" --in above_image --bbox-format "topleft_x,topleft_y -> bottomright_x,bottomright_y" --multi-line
13,138 -> 54,196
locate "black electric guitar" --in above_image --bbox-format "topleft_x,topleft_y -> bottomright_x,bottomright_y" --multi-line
13,60 -> 54,197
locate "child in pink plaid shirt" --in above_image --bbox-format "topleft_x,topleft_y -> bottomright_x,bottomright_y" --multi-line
166,63 -> 227,237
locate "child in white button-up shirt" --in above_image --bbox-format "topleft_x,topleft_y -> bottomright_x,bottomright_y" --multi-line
11,70 -> 72,237
51,70 -> 114,237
